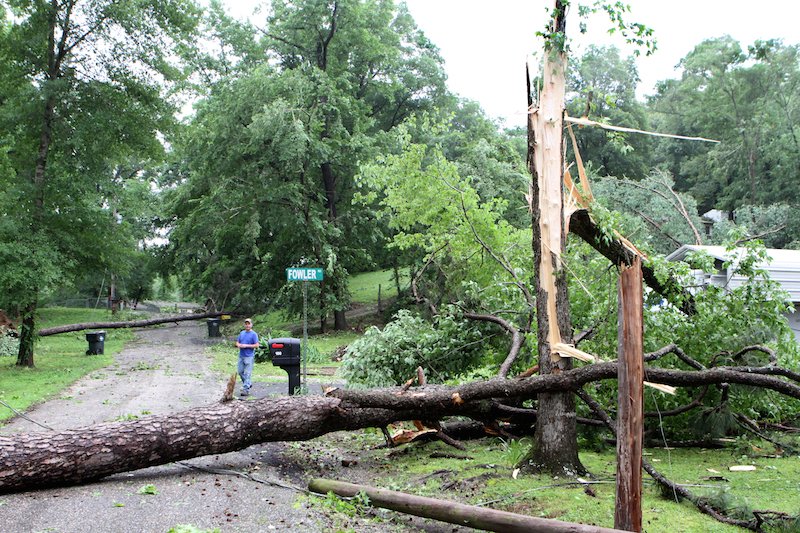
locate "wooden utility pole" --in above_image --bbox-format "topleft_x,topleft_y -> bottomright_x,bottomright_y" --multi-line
615,257 -> 644,531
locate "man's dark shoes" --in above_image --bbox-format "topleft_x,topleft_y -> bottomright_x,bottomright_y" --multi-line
240,389 -> 250,398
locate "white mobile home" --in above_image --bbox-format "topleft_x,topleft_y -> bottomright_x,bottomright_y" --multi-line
666,245 -> 800,339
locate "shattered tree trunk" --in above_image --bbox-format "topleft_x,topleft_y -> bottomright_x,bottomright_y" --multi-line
523,0 -> 583,475
2,363 -> 799,494
615,259 -> 644,532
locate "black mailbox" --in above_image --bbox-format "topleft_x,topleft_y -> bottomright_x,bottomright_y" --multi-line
268,338 -> 301,395
268,338 -> 301,366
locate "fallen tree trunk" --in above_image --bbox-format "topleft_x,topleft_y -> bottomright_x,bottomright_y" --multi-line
325,363 -> 800,409
308,478 -> 625,533
2,361 -> 799,494
38,311 -> 227,337
0,396 -> 414,493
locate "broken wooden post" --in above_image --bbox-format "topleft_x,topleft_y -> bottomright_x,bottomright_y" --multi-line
309,478 -> 626,533
615,257 -> 644,532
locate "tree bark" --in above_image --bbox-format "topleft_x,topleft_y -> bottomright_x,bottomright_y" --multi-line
38,311 -> 227,337
2,362 -> 799,494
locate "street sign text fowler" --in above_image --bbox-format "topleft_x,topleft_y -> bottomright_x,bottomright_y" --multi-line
286,267 -> 324,282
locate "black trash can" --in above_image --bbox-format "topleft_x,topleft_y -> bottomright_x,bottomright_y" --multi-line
85,331 -> 106,355
207,318 -> 221,338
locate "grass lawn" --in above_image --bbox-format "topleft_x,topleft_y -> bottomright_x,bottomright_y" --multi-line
0,307 -> 136,422
305,430 -> 800,532
349,268 -> 407,304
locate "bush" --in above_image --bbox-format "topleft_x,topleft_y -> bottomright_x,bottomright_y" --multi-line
340,310 -> 484,387
0,334 -> 18,357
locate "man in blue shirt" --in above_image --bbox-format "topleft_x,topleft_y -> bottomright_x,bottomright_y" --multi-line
235,318 -> 259,397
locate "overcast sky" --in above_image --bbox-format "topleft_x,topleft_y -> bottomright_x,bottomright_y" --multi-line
222,0 -> 800,127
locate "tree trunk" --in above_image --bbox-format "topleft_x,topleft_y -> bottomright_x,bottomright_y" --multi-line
309,478 -> 626,533
38,311 -> 227,337
18,1 -> 63,369
2,361 -> 799,494
16,301 -> 37,368
334,309 -> 347,330
521,0 -> 583,475
321,161 -> 348,332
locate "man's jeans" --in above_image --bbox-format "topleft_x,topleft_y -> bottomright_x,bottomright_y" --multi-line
238,355 -> 255,391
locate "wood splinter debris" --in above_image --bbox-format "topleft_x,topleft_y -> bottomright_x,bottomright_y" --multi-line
553,342 -> 596,363
643,381 -> 677,395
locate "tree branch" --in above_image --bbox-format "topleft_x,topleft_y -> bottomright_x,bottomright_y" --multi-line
575,389 -> 757,530
569,209 -> 697,315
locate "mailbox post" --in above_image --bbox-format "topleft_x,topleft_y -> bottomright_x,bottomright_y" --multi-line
268,338 -> 302,395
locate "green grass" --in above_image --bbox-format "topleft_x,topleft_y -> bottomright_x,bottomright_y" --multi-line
315,430 -> 800,532
349,268 -> 407,304
0,307 -> 136,422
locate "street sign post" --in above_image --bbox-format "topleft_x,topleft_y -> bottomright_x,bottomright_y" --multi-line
286,268 -> 324,282
285,267 -> 324,393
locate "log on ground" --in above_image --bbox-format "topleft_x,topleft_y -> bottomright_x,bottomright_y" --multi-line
38,311 -> 227,337
309,478 -> 626,533
2,362 -> 799,494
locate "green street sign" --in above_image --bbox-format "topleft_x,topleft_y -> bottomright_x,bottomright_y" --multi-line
286,267 -> 324,282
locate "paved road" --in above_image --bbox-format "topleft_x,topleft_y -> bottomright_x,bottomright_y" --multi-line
0,321 -> 328,533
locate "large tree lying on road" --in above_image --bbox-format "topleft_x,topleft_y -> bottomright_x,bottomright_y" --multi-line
2,349 -> 798,532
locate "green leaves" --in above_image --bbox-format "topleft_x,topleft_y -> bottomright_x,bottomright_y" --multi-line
168,0 -> 449,319
137,484 -> 158,495
341,310 -> 484,387
650,37 -> 800,221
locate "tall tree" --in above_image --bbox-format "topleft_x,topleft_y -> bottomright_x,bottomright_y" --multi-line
168,0 -> 447,327
520,0 -> 655,475
0,0 -> 200,366
522,0 -> 583,475
650,37 -> 800,214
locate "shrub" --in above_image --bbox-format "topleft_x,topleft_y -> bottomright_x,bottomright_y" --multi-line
340,310 -> 484,387
0,334 -> 19,357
